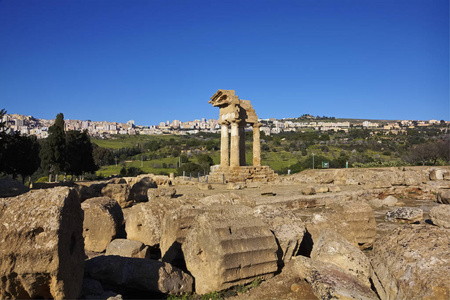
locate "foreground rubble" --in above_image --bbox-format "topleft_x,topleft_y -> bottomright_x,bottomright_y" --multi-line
1,166 -> 449,299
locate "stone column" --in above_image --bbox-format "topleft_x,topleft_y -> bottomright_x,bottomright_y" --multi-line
239,125 -> 246,166
253,123 -> 261,167
230,122 -> 240,168
220,123 -> 229,167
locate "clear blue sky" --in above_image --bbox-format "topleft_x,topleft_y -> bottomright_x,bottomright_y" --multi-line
1,0 -> 448,125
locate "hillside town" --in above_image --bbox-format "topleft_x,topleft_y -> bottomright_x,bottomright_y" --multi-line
2,113 -> 449,139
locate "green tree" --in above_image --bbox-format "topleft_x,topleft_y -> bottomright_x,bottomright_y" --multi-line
0,132 -> 41,182
40,113 -> 66,175
65,130 -> 98,177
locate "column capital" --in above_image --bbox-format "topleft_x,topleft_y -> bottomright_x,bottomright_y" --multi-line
219,120 -> 230,125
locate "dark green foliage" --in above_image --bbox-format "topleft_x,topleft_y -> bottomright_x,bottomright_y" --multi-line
40,113 -> 66,174
120,166 -> 143,177
176,162 -> 204,176
0,132 -> 41,181
65,130 -> 98,176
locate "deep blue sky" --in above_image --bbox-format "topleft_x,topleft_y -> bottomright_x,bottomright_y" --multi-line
1,0 -> 448,125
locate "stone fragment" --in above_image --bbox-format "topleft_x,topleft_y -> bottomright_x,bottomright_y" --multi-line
430,204 -> 450,229
385,207 -> 423,223
198,193 -> 256,207
368,198 -> 384,208
436,189 -> 450,204
370,224 -> 450,300
85,256 -> 193,295
160,204 -> 206,268
198,183 -> 213,190
226,182 -> 243,190
382,195 -> 398,207
73,184 -> 100,202
253,205 -> 305,265
182,209 -> 279,294
328,185 -> 341,193
293,256 -> 378,300
147,186 -> 176,202
105,239 -> 150,258
0,178 -> 29,197
128,176 -> 157,202
315,186 -> 329,193
311,229 -> 372,287
0,187 -> 84,299
302,186 -> 316,195
101,183 -> 131,208
123,202 -> 167,247
153,175 -> 172,186
81,197 -> 125,252
306,200 -> 377,250
430,168 -> 446,181
260,186 -> 276,195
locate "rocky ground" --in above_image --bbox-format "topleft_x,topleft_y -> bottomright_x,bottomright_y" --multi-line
1,166 -> 449,299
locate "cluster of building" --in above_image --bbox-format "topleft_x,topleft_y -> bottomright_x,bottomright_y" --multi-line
2,113 -> 448,139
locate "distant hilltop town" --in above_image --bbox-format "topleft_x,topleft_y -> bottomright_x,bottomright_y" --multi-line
2,113 -> 449,139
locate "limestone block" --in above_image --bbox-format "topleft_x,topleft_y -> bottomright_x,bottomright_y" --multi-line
382,195 -> 398,207
73,184 -> 100,202
0,187 -> 84,299
293,256 -> 378,300
315,186 -> 329,193
253,205 -> 305,264
128,176 -> 157,202
311,229 -> 372,287
430,204 -> 450,229
368,198 -> 384,208
436,190 -> 450,204
198,193 -> 256,207
85,256 -> 193,295
0,178 -> 29,197
226,182 -> 244,190
153,175 -> 172,186
198,183 -> 213,190
123,202 -> 168,247
302,186 -> 316,195
385,207 -> 423,223
81,197 -> 124,252
328,185 -> 341,193
370,224 -> 450,300
147,186 -> 176,202
430,168 -> 446,180
105,239 -> 150,258
183,209 -> 279,294
306,200 -> 377,250
101,183 -> 131,208
160,204 -> 206,268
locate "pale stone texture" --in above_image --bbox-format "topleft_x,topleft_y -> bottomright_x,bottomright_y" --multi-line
293,256 -> 378,300
81,197 -> 124,252
126,176 -> 157,202
253,205 -> 305,265
0,187 -> 84,299
310,229 -> 372,287
306,200 -> 377,250
85,256 -> 193,295
436,189 -> 450,204
370,224 -> 450,300
385,207 -> 423,223
101,183 -> 131,208
123,202 -> 167,247
430,204 -> 450,229
105,239 -> 150,258
430,168 -> 447,180
147,186 -> 176,201
182,208 -> 279,294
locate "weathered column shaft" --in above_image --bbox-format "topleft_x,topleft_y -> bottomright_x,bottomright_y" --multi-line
239,125 -> 246,166
230,122 -> 240,168
253,124 -> 261,166
220,123 -> 229,167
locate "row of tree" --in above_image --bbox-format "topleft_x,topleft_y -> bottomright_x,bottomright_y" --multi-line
0,110 -> 98,182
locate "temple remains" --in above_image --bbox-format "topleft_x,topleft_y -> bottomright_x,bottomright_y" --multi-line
208,90 -> 277,183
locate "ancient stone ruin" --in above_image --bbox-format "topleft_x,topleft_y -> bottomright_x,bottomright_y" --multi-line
208,89 -> 277,183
